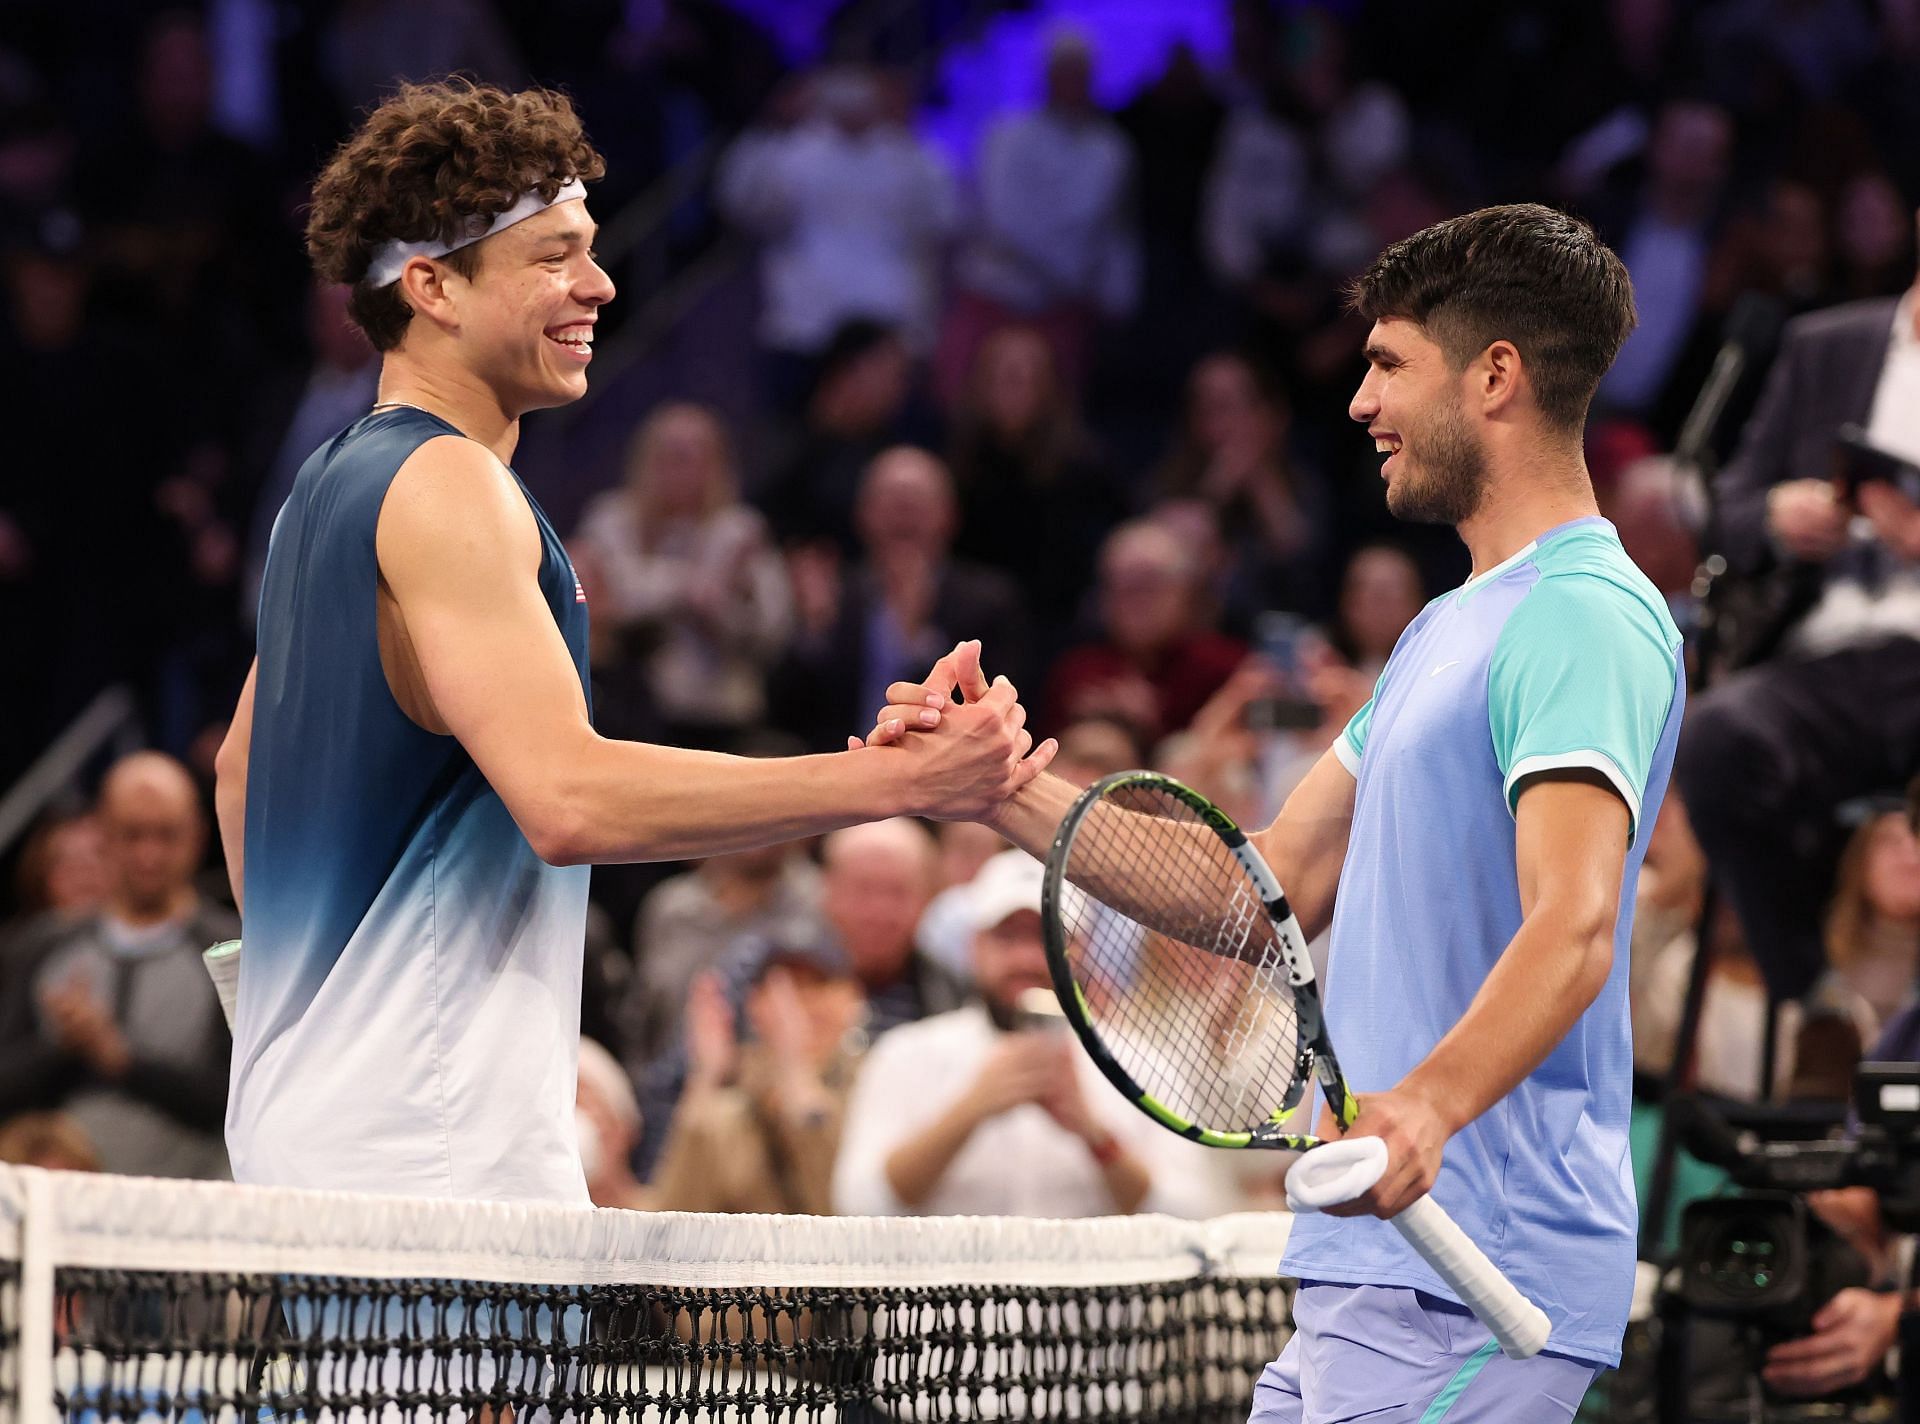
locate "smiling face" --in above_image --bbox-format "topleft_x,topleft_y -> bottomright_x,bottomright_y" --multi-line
1350,318 -> 1490,527
444,198 -> 614,416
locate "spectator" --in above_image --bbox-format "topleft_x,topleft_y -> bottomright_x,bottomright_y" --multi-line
1604,456 -> 1702,619
617,834 -> 822,1064
832,849 -> 1230,1218
571,403 -> 792,748
649,935 -> 865,1215
1833,170 -> 1914,302
760,320 -> 930,556
0,752 -> 235,1178
1153,352 -> 1334,622
1042,519 -> 1246,743
320,0 -> 524,119
817,818 -> 963,1039
1330,544 -> 1426,682
576,1036 -> 649,1210
771,446 -> 1027,752
0,1111 -> 100,1171
1051,714 -> 1149,789
719,65 -> 955,372
947,325 -> 1122,643
239,282 -> 380,624
0,810 -> 107,1007
1674,228 -> 1920,1007
8,810 -> 107,925
1593,99 -> 1735,423
1825,809 -> 1920,1032
939,26 -> 1140,403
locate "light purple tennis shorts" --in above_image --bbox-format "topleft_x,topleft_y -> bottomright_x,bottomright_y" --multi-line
1248,1283 -> 1601,1424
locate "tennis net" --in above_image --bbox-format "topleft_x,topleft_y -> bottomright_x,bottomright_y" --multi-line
0,1165 -> 1293,1422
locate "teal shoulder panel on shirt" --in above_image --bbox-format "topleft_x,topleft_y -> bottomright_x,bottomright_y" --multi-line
1486,530 -> 1680,834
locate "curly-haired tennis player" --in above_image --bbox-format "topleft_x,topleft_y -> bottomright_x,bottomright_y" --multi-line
868,205 -> 1674,1420
214,81 -> 1053,1205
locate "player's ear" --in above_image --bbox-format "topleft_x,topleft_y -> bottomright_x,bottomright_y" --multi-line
1477,340 -> 1523,416
396,258 -> 461,333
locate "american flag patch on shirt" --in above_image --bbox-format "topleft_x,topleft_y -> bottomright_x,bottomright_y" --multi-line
574,574 -> 587,604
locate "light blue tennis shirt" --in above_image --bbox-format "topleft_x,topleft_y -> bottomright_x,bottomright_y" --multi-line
1281,516 -> 1683,1368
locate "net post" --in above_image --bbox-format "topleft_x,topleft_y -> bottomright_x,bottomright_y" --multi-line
12,1169 -> 53,1424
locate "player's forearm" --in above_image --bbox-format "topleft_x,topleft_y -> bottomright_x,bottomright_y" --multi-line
984,770 -> 1079,855
538,739 -> 915,865
1398,899 -> 1615,1135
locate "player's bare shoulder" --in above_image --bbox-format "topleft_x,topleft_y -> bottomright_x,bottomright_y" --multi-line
377,434 -> 542,583
374,434 -> 542,734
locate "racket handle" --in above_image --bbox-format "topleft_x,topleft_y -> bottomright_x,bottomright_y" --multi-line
1392,1195 -> 1551,1360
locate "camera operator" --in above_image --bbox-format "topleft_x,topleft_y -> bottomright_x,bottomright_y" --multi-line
1677,220 -> 1920,1023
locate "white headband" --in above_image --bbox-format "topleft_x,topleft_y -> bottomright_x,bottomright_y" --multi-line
364,178 -> 587,288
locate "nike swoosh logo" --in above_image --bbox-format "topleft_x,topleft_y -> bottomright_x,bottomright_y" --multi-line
1429,660 -> 1462,677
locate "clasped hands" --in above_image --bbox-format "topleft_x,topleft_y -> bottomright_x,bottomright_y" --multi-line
847,639 -> 1058,822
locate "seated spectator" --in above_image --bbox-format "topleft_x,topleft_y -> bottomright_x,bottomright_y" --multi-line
1824,808 -> 1920,1033
1832,170 -> 1912,302
1,810 -> 107,991
576,1036 -> 649,1210
772,446 -> 1028,751
818,818 -> 964,1038
1153,352 -> 1334,623
832,850 -> 1231,1218
946,325 -> 1121,645
1674,227 -> 1920,1010
1042,519 -> 1246,742
0,752 -> 236,1178
0,1111 -> 99,1171
618,834 -> 822,1064
761,320 -> 932,556
1330,544 -> 1426,682
938,26 -> 1140,404
1631,799 -> 1872,1101
649,933 -> 866,1215
571,403 -> 792,749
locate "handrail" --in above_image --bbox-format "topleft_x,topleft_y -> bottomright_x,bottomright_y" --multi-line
0,686 -> 142,855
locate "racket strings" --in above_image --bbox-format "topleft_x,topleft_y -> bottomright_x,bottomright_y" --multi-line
1058,785 -> 1307,1132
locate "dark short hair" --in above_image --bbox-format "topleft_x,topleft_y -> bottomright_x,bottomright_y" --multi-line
1348,204 -> 1636,431
306,80 -> 605,351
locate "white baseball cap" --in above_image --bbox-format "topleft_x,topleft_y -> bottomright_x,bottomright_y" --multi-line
967,849 -> 1048,932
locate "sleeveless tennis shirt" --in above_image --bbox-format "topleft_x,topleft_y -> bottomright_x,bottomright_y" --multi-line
228,406 -> 593,1203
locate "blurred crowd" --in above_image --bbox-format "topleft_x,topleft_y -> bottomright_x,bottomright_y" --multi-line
3,0 -> 1920,1241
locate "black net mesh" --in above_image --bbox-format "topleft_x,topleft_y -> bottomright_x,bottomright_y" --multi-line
51,1267 -> 1291,1422
1056,783 -> 1304,1133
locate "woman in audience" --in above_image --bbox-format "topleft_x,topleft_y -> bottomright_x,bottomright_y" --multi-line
571,403 -> 793,750
648,940 -> 866,1215
947,325 -> 1121,646
1153,351 -> 1333,627
1825,808 -> 1920,1033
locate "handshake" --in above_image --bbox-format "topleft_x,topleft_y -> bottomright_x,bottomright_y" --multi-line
845,639 -> 1059,826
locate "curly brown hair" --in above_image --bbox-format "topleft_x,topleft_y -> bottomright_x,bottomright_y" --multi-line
306,79 -> 606,351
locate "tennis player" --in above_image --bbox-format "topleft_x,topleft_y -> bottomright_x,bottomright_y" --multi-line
213,80 -> 1052,1205
866,205 -> 1678,1419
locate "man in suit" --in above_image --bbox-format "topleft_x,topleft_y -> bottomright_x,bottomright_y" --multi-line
1678,233 -> 1920,1011
773,446 -> 1030,750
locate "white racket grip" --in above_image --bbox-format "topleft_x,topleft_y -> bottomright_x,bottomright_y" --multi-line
1392,1195 -> 1551,1360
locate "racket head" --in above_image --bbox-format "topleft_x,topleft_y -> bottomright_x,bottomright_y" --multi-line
1041,769 -> 1335,1151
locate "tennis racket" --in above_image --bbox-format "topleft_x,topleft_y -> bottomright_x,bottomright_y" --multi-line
1040,769 -> 1551,1360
